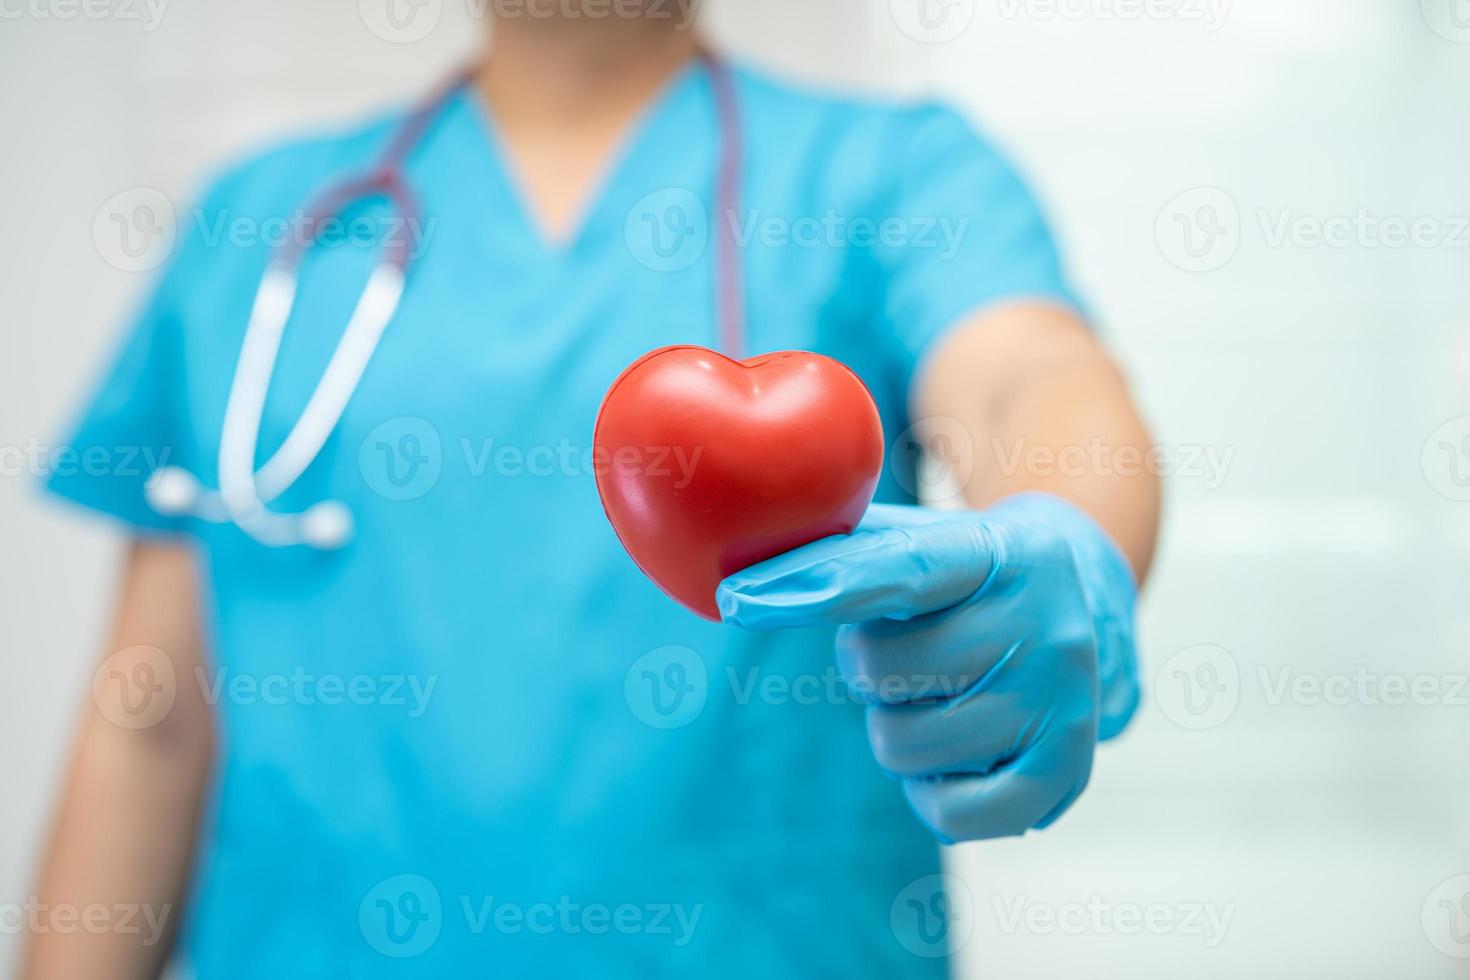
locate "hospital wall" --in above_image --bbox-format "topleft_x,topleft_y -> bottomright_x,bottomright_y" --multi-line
2,0 -> 1467,975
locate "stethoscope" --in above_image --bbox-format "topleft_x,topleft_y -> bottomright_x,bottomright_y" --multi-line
145,51 -> 745,550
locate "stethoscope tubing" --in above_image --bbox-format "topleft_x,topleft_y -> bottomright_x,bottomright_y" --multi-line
147,50 -> 743,549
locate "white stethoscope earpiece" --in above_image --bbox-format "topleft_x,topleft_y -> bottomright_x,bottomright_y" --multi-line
145,465 -> 203,516
147,465 -> 353,549
298,501 -> 354,550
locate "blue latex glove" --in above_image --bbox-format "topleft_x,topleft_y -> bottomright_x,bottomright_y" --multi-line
716,492 -> 1140,843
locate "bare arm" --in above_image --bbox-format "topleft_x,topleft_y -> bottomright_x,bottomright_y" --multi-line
21,540 -> 214,980
913,301 -> 1160,581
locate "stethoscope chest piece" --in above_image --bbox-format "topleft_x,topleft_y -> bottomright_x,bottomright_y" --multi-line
145,465 -> 356,550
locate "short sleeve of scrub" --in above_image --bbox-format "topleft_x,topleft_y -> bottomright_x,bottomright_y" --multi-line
872,104 -> 1082,377
43,190 -> 207,535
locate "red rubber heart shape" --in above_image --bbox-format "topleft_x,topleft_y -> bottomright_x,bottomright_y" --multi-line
594,345 -> 884,621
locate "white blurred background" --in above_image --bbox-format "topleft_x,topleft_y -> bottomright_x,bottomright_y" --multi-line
3,0 -> 1468,976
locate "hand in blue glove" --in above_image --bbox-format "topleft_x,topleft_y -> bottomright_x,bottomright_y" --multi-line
716,492 -> 1140,844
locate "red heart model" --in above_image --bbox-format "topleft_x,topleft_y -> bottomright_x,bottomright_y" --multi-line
594,345 -> 885,621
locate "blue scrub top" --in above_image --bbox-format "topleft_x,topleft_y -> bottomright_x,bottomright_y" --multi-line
49,59 -> 1076,978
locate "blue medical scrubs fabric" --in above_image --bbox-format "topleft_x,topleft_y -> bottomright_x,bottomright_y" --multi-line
47,60 -> 1077,978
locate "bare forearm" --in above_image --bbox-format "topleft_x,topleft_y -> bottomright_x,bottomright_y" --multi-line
24,720 -> 209,977
22,543 -> 213,980
970,350 -> 1158,578
915,302 -> 1160,581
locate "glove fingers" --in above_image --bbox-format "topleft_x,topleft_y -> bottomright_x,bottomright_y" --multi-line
865,693 -> 1032,779
901,728 -> 1092,843
902,768 -> 1054,844
716,519 -> 997,630
834,584 -> 1041,706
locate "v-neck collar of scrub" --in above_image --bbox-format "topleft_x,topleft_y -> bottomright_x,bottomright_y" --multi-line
450,57 -> 708,262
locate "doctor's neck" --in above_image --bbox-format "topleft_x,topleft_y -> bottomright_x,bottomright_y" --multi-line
481,10 -> 700,125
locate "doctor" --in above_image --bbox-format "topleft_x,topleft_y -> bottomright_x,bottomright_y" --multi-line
26,3 -> 1159,977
